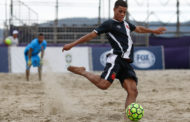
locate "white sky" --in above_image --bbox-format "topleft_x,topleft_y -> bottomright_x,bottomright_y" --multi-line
0,0 -> 190,28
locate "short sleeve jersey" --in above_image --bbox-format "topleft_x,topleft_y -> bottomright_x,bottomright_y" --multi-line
94,19 -> 136,62
24,38 -> 47,56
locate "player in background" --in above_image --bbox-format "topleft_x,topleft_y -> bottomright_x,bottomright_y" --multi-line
4,30 -> 19,46
62,0 -> 166,111
24,33 -> 47,81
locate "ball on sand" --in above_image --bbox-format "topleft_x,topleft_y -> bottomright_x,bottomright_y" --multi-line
126,103 -> 144,121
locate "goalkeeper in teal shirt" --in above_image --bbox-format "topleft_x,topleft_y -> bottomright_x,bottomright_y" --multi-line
24,33 -> 47,81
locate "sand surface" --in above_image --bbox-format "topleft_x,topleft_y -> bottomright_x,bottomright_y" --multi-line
0,70 -> 190,122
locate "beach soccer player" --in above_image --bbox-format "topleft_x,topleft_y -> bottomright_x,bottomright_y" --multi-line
62,0 -> 166,110
24,33 -> 47,81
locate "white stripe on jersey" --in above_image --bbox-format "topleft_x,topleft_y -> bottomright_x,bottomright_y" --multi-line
123,21 -> 133,59
93,29 -> 98,33
105,54 -> 117,80
108,32 -> 124,55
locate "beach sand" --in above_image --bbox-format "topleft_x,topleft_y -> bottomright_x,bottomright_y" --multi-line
0,70 -> 190,122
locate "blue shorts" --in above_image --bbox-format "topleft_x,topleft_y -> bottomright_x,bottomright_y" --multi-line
25,54 -> 40,69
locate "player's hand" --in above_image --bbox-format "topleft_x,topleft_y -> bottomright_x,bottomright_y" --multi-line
62,44 -> 73,52
28,60 -> 32,66
153,27 -> 167,34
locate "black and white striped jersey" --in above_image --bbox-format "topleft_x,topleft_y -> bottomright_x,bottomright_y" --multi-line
94,19 -> 136,62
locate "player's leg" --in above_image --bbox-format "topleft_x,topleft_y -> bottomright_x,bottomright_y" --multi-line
118,59 -> 138,109
38,65 -> 42,81
68,66 -> 111,90
26,68 -> 30,81
32,55 -> 41,81
68,54 -> 119,90
25,53 -> 31,81
26,63 -> 31,81
123,78 -> 138,109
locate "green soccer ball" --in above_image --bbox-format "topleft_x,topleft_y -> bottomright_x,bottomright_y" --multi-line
126,103 -> 144,121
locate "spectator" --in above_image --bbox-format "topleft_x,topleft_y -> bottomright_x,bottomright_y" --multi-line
4,30 -> 19,46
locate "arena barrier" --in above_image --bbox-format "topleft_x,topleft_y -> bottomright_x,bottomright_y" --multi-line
9,46 -> 165,73
91,47 -> 111,71
164,47 -> 190,69
131,46 -> 165,70
92,46 -> 165,71
150,36 -> 190,69
10,47 -> 91,73
0,46 -> 9,72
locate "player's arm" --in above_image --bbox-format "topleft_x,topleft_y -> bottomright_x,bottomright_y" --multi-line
28,48 -> 33,60
62,31 -> 98,52
41,47 -> 44,59
134,26 -> 166,34
27,48 -> 33,66
40,47 -> 45,65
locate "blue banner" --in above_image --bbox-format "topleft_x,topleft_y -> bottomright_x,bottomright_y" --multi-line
150,36 -> 190,48
150,36 -> 190,69
131,46 -> 164,70
164,47 -> 190,69
92,46 -> 164,71
92,47 -> 111,71
0,46 -> 9,72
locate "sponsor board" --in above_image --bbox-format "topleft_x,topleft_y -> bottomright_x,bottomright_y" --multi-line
10,47 -> 91,73
92,47 -> 111,71
132,46 -> 164,70
0,47 -> 9,72
92,46 -> 164,70
133,50 -> 156,68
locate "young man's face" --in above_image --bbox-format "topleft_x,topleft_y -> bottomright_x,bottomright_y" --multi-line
13,34 -> 18,38
114,6 -> 127,22
38,35 -> 44,43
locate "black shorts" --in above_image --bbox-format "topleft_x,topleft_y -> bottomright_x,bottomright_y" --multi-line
101,54 -> 138,86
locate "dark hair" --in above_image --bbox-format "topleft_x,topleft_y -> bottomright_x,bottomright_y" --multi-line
114,0 -> 127,8
38,33 -> 44,36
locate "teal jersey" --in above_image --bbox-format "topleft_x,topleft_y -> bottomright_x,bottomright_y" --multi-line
24,38 -> 47,55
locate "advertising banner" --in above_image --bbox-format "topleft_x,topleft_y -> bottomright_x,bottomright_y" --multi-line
92,46 -> 164,71
44,47 -> 91,72
150,36 -> 190,69
164,47 -> 190,69
132,46 -> 164,70
150,36 -> 190,48
10,47 -> 91,73
92,47 -> 111,71
0,47 -> 9,72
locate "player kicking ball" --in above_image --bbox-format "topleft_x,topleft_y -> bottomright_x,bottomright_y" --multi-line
24,33 -> 47,81
62,0 -> 166,116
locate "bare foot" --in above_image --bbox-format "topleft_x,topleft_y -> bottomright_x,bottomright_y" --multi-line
67,66 -> 86,75
123,112 -> 129,122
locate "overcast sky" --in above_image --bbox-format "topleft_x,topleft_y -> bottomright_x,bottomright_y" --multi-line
0,0 -> 190,28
